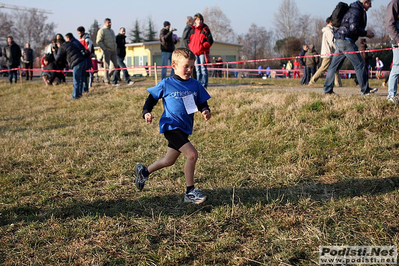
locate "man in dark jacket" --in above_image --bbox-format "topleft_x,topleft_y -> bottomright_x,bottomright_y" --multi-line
386,0 -> 399,105
323,0 -> 377,95
3,36 -> 21,84
55,33 -> 87,99
116,27 -> 133,84
299,44 -> 308,85
22,43 -> 34,81
160,21 -> 176,80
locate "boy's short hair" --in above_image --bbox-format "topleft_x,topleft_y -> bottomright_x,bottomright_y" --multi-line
172,48 -> 196,64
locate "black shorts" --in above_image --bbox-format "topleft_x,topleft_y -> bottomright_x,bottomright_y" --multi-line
164,129 -> 190,152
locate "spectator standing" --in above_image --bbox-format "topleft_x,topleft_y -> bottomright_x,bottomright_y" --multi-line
323,0 -> 377,95
189,13 -> 214,88
22,43 -> 34,80
180,16 -> 196,79
299,44 -> 308,85
180,16 -> 194,49
77,26 -> 94,92
258,65 -> 263,78
160,21 -> 176,80
96,18 -> 119,86
293,59 -> 301,79
375,57 -> 384,79
3,36 -> 21,84
116,27 -> 134,85
286,60 -> 292,78
54,34 -> 87,99
309,17 -> 342,86
386,0 -> 399,104
304,44 -> 319,84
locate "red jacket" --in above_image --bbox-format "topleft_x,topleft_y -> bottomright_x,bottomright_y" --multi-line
188,23 -> 213,56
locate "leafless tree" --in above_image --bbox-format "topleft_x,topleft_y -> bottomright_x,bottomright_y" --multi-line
273,0 -> 300,39
203,6 -> 235,43
0,11 -> 14,45
12,9 -> 56,51
238,24 -> 275,68
369,4 -> 388,42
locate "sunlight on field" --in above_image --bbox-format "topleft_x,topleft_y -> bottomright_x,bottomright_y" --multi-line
1,78 -> 398,265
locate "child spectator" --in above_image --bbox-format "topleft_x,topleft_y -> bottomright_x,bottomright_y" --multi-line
135,48 -> 211,205
41,54 -> 63,86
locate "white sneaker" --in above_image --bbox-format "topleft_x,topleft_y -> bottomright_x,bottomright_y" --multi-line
184,189 -> 207,204
388,96 -> 399,106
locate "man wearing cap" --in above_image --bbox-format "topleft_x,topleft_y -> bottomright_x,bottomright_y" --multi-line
160,21 -> 176,80
386,0 -> 399,105
322,0 -> 377,95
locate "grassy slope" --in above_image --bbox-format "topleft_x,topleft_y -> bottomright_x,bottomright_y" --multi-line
0,78 -> 398,265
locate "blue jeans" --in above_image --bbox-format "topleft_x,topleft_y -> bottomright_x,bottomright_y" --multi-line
8,66 -> 18,83
323,39 -> 369,94
72,60 -> 87,99
195,54 -> 208,88
388,46 -> 399,98
117,56 -> 130,83
161,51 -> 173,80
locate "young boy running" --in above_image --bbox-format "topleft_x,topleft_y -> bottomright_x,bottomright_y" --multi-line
135,48 -> 211,204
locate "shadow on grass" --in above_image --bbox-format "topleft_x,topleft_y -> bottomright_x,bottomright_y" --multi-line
1,176 -> 399,226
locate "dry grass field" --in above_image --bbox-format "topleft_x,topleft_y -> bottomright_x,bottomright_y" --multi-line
1,77 -> 398,265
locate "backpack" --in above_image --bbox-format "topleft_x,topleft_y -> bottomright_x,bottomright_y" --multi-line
330,2 -> 349,28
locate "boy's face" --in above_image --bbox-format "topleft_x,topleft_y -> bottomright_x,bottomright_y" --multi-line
172,58 -> 195,80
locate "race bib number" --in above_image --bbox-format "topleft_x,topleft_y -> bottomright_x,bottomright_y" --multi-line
182,94 -> 198,114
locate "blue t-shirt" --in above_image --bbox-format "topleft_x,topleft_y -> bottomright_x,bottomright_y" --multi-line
147,77 -> 211,135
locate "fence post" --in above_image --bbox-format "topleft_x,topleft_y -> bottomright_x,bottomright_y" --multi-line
226,64 -> 229,80
154,63 -> 158,85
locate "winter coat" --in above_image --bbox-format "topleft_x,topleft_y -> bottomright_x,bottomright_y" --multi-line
3,41 -> 21,67
386,0 -> 399,45
96,26 -> 117,53
55,40 -> 86,69
188,23 -> 213,56
116,33 -> 127,58
334,1 -> 368,42
23,48 -> 34,63
160,28 -> 175,53
180,24 -> 193,49
304,48 -> 319,68
320,24 -> 335,58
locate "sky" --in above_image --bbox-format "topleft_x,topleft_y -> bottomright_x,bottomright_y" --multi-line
2,0 -> 389,41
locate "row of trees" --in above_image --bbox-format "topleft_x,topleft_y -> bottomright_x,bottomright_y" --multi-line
0,0 -> 390,70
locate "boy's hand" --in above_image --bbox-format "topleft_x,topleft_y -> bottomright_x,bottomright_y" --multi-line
144,113 -> 154,124
202,110 -> 211,121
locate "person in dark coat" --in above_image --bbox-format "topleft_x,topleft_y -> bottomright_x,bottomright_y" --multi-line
115,27 -> 133,84
3,36 -> 21,84
323,0 -> 377,95
160,21 -> 177,80
299,44 -> 308,85
22,43 -> 34,80
54,33 -> 87,99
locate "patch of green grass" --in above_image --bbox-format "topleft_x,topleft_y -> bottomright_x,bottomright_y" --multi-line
0,79 -> 398,265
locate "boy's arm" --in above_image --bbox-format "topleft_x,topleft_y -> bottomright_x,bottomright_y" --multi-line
142,93 -> 158,118
198,101 -> 211,120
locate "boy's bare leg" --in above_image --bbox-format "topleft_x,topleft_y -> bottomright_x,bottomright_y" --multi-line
178,142 -> 198,187
147,147 -> 180,174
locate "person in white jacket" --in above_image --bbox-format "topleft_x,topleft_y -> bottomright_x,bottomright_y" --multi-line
309,17 -> 342,86
375,57 -> 384,79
